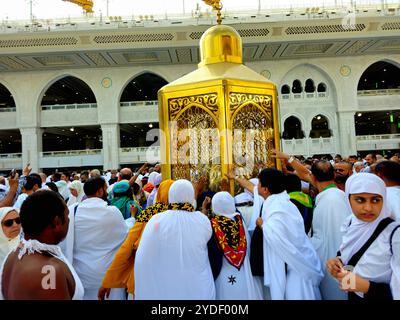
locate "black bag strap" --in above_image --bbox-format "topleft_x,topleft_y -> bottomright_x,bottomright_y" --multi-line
258,203 -> 263,218
348,217 -> 394,267
390,225 -> 400,255
74,204 -> 79,216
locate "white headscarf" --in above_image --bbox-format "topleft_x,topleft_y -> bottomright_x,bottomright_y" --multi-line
212,191 -> 237,220
67,180 -> 84,206
168,179 -> 196,207
340,173 -> 391,264
148,172 -> 159,186
0,207 -> 21,266
234,178 -> 258,204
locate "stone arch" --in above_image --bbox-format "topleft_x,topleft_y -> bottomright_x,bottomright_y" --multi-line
282,115 -> 305,139
119,71 -> 168,103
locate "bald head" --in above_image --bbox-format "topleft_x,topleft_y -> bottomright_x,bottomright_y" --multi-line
311,160 -> 335,182
119,168 -> 133,181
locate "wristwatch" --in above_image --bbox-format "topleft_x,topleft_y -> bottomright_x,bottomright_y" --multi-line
288,156 -> 295,164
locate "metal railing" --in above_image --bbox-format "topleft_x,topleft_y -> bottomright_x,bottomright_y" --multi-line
120,146 -> 160,153
41,103 -> 97,111
358,89 -> 400,96
120,100 -> 158,107
41,149 -> 102,157
2,2 -> 399,34
0,153 -> 22,159
0,107 -> 16,112
356,133 -> 400,141
280,92 -> 327,100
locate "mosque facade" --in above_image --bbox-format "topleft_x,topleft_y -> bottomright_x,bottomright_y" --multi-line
0,6 -> 399,172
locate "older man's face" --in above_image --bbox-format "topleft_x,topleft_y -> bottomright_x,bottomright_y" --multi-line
334,163 -> 352,177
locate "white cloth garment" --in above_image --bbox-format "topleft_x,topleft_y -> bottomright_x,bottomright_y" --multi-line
56,180 -> 71,201
211,192 -> 263,300
340,173 -> 400,299
310,187 -> 352,300
262,191 -> 324,300
247,184 -> 264,233
71,197 -> 128,300
0,207 -> 21,267
13,193 -> 28,210
386,186 -> 400,221
134,179 -> 215,300
235,178 -> 259,229
0,239 -> 84,300
67,181 -> 85,207
59,202 -> 78,264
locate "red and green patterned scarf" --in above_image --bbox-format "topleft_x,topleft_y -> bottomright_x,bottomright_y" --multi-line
209,213 -> 247,270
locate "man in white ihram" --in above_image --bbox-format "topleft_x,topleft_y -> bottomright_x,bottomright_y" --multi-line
257,168 -> 324,300
72,177 -> 128,300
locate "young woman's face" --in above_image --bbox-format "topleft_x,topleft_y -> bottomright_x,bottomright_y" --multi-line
349,193 -> 383,222
1,210 -> 21,239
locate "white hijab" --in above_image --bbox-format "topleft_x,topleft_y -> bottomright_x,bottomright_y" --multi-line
340,173 -> 391,265
212,191 -> 237,220
67,180 -> 84,206
0,207 -> 21,266
234,178 -> 258,204
148,172 -> 159,186
168,179 -> 196,207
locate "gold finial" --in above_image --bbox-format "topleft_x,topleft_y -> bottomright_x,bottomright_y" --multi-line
203,0 -> 223,25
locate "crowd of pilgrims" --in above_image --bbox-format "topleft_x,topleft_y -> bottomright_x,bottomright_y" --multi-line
0,150 -> 399,300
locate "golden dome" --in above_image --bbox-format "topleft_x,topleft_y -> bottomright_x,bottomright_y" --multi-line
199,24 -> 243,67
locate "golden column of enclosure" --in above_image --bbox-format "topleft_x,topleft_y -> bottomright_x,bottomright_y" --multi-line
158,10 -> 280,192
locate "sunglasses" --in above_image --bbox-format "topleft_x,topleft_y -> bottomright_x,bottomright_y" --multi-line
2,217 -> 21,228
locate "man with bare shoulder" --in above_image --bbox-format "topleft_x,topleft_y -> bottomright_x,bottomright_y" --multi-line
0,190 -> 84,300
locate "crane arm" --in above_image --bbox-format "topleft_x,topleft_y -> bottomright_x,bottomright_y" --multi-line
63,0 -> 94,14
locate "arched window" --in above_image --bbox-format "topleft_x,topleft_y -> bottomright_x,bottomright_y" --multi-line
305,79 -> 315,93
358,61 -> 400,91
292,80 -> 303,94
310,114 -> 331,138
282,116 -> 305,139
317,83 -> 327,92
281,84 -> 290,94
0,83 -> 15,109
41,76 -> 96,106
120,72 -> 168,103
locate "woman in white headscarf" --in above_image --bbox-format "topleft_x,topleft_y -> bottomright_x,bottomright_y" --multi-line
67,180 -> 84,207
134,179 -> 215,300
0,207 -> 21,266
326,173 -> 400,300
209,191 -> 263,300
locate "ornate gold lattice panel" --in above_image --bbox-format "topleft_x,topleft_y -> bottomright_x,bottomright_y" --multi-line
230,93 -> 275,178
168,95 -> 219,182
